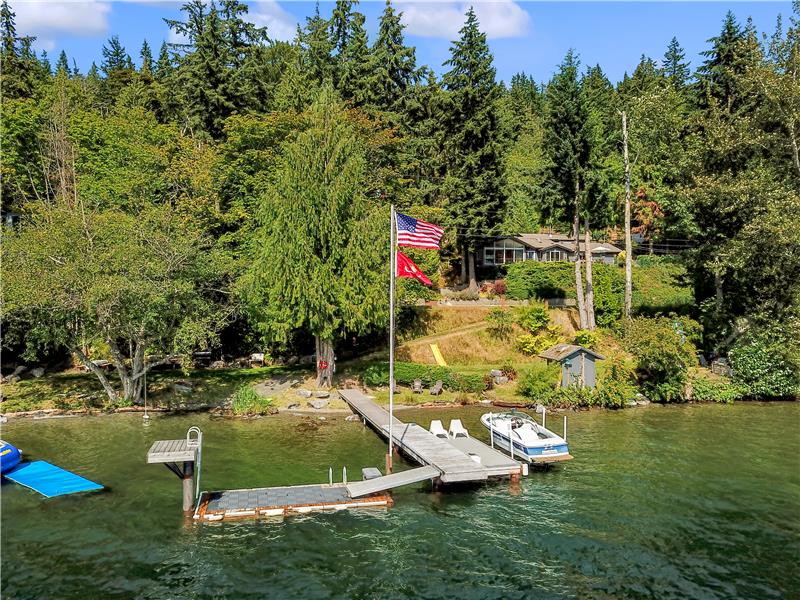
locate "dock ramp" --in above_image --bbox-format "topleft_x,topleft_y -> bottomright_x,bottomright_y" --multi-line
346,465 -> 440,498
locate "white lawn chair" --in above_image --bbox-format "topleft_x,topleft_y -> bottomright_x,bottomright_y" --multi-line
448,419 -> 469,439
429,420 -> 448,439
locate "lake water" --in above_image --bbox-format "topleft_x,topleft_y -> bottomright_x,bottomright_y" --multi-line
2,403 -> 799,599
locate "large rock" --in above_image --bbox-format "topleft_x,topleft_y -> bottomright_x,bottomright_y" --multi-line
345,414 -> 361,422
287,402 -> 300,410
307,399 -> 329,410
313,391 -> 330,399
296,389 -> 313,398
171,381 -> 195,394
11,366 -> 26,377
489,369 -> 503,378
209,360 -> 227,369
494,376 -> 509,385
31,367 -> 45,378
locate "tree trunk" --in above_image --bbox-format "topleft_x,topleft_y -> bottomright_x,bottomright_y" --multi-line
315,335 -> 335,388
622,111 -> 633,320
790,125 -> 800,181
573,182 -> 587,330
460,245 -> 468,285
584,216 -> 596,331
73,347 -> 118,405
467,250 -> 478,292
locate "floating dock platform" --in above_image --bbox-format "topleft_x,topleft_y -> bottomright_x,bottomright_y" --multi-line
339,389 -> 523,487
194,483 -> 392,521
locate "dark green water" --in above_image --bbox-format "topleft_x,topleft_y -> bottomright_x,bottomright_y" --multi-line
2,403 -> 799,599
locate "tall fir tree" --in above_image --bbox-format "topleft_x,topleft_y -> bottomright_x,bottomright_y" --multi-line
140,39 -> 154,76
0,0 -> 38,98
662,37 -> 690,87
338,10 -> 372,105
301,3 -> 334,84
543,50 -> 591,326
442,8 -> 506,290
56,50 -> 70,75
368,0 -> 417,112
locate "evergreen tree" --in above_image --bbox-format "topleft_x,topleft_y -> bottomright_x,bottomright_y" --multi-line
697,11 -> 762,111
662,37 -> 690,87
331,0 -> 356,57
400,69 -> 446,205
368,0 -> 417,112
140,39 -> 154,76
442,8 -> 506,290
241,88 -> 386,387
39,50 -> 51,75
543,49 -> 591,326
0,0 -> 37,98
101,35 -> 131,75
338,10 -> 371,104
56,50 -> 70,75
618,55 -> 661,99
154,42 -> 173,81
301,3 -> 334,84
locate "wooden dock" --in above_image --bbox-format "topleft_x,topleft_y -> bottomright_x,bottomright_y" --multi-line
194,484 -> 392,521
340,389 -> 522,484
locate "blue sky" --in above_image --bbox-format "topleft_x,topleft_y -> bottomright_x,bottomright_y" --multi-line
12,1 -> 793,84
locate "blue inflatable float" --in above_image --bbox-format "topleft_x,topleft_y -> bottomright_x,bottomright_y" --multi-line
0,439 -> 22,473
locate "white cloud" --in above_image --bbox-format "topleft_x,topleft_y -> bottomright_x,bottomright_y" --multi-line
11,1 -> 111,39
248,1 -> 298,42
399,0 -> 529,40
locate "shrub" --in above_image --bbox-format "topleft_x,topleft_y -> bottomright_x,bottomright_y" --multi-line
574,329 -> 599,349
362,362 -> 486,393
493,279 -> 507,295
595,360 -> 637,408
622,317 -> 696,402
516,361 -> 560,401
515,304 -> 550,332
500,362 -> 518,380
546,385 -> 595,408
690,375 -> 748,404
729,326 -> 800,399
486,308 -> 514,339
515,325 -> 562,356
506,262 -> 624,326
231,385 -> 274,415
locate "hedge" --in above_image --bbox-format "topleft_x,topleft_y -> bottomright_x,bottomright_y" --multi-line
362,362 -> 487,393
506,262 -> 624,326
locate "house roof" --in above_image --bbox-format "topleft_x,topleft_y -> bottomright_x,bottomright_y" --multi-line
538,344 -> 605,362
509,235 -> 622,254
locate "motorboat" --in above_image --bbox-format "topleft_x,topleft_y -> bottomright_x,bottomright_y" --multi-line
0,440 -> 22,474
480,410 -> 572,463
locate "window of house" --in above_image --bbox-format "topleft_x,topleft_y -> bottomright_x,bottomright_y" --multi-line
483,239 -> 526,264
545,249 -> 564,262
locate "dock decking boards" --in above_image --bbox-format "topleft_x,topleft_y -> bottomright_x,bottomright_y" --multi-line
146,439 -> 197,464
339,389 -> 522,483
194,484 -> 391,521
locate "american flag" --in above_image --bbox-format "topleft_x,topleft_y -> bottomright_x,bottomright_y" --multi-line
395,212 -> 444,250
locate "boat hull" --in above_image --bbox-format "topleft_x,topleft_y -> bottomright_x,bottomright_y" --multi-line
480,413 -> 572,464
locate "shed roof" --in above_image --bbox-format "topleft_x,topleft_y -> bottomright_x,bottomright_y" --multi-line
538,344 -> 605,362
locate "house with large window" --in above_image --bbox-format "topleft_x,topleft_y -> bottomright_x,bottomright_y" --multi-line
478,234 -> 622,268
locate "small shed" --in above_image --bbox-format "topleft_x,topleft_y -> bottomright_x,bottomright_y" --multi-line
539,344 -> 605,389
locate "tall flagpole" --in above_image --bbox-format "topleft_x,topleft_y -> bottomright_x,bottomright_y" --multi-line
387,204 -> 396,473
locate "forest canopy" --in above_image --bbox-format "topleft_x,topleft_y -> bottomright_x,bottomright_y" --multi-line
1,0 -> 798,399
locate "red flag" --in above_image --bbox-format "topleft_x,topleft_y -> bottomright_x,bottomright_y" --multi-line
396,251 -> 432,285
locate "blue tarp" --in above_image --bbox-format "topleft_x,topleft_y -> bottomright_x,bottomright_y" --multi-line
4,460 -> 104,498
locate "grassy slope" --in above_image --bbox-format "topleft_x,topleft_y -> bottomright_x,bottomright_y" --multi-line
632,262 -> 694,314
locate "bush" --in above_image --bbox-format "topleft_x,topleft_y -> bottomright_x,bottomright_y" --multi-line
595,360 -> 637,408
515,304 -> 550,332
362,362 -> 486,393
516,361 -> 560,401
622,317 -> 697,402
729,326 -> 800,399
690,374 -> 748,404
515,325 -> 562,356
486,308 -> 513,339
231,385 -> 274,415
574,329 -> 599,349
545,385 -> 595,408
506,262 -> 624,326
493,279 -> 507,295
